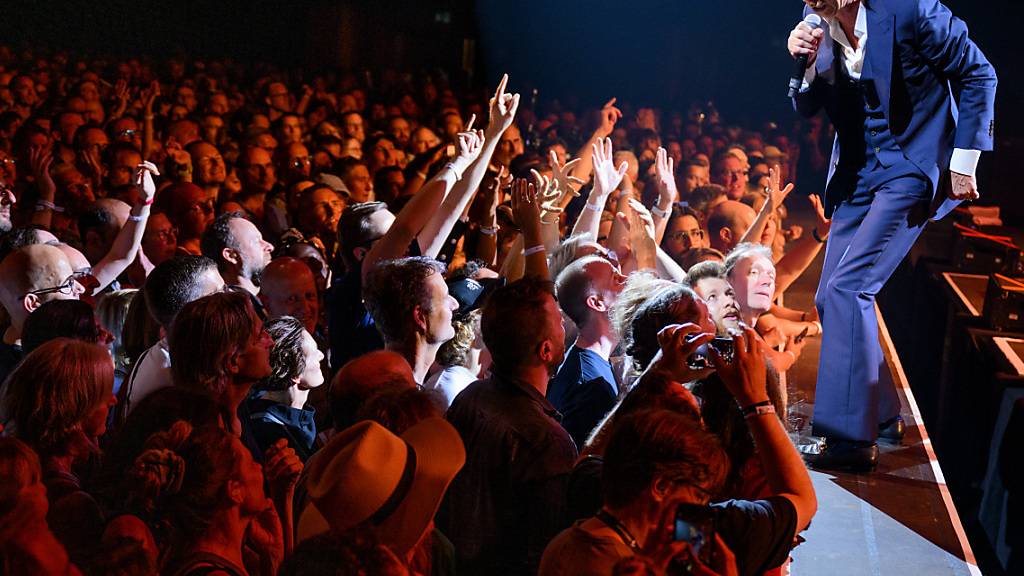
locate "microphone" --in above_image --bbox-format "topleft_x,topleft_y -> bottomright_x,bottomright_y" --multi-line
787,13 -> 825,98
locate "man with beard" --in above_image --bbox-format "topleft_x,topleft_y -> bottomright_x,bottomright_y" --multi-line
0,180 -> 14,238
443,278 -> 578,576
200,211 -> 273,316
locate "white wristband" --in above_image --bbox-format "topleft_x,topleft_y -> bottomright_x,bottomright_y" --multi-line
479,226 -> 498,236
651,205 -> 670,219
584,202 -> 604,212
444,162 -> 463,182
127,214 -> 147,223
35,200 -> 64,213
523,245 -> 546,257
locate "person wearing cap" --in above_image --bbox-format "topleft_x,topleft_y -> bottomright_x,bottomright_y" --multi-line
443,277 -> 578,575
424,274 -> 503,407
296,418 -> 465,568
550,255 -> 628,448
363,256 -> 459,385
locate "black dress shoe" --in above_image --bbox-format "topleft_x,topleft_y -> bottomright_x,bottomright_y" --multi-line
804,439 -> 879,473
878,416 -> 905,442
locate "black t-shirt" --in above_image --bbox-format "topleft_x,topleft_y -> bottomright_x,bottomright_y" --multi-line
712,496 -> 798,576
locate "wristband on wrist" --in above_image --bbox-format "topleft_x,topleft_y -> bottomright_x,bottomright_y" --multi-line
740,400 -> 774,417
584,202 -> 604,212
443,162 -> 463,182
743,404 -> 777,419
523,245 -> 546,257
34,200 -> 64,213
812,227 -> 828,243
651,205 -> 670,219
479,226 -> 499,236
811,320 -> 823,335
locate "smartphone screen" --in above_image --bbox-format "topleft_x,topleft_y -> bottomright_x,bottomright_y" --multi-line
675,504 -> 715,565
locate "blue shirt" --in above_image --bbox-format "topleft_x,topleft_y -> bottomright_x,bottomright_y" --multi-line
547,346 -> 618,449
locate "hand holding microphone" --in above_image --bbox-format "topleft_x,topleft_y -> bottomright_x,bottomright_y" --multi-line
787,14 -> 826,97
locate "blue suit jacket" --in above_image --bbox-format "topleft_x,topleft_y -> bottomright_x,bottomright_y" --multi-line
794,0 -> 997,219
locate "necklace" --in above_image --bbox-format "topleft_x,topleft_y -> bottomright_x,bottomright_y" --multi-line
595,509 -> 641,552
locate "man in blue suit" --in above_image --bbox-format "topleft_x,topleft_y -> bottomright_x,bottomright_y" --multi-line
789,0 -> 997,471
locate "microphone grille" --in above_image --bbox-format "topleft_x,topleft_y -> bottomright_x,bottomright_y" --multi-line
804,13 -> 824,30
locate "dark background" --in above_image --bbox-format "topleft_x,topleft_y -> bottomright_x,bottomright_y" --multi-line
2,0 -> 1020,216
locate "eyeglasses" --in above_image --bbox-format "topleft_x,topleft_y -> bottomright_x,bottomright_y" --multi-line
149,227 -> 178,243
291,156 -> 312,169
0,157 -> 15,166
26,270 -> 92,297
666,229 -> 705,242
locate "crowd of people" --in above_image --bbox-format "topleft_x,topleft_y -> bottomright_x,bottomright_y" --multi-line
0,45 -> 835,576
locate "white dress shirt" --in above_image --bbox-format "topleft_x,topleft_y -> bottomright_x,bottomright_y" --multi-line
801,3 -> 979,176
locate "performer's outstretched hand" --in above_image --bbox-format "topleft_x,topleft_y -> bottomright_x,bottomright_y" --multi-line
949,171 -> 980,202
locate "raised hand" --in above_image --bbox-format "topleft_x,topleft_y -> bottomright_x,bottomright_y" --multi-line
529,168 -> 562,223
549,150 -> 583,202
594,97 -> 622,138
511,178 -> 542,239
592,137 -> 628,199
140,79 -> 160,114
28,147 -> 55,200
134,161 -> 161,205
450,125 -> 486,175
487,74 -> 520,135
766,165 -> 795,211
654,147 -> 678,204
809,193 -> 830,239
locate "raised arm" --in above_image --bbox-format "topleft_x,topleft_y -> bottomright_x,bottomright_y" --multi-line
774,194 -> 829,296
90,162 -> 160,292
651,147 -> 678,245
511,178 -> 549,280
571,98 -> 622,186
712,326 -> 817,536
27,148 -> 55,230
361,130 -> 484,282
418,75 -> 520,256
738,166 -> 793,246
571,137 -> 627,239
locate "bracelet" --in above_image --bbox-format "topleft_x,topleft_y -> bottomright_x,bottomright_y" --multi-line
443,162 -> 463,182
812,228 -> 828,243
651,205 -> 670,219
34,200 -> 64,213
740,400 -> 773,417
523,245 -> 546,257
744,404 -> 777,419
144,196 -> 156,206
584,202 -> 604,212
800,311 -> 807,322
127,214 -> 147,222
479,226 -> 499,236
784,350 -> 797,361
811,320 -> 823,335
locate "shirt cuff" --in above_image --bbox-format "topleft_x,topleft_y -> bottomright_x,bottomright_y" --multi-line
949,149 -> 981,177
800,66 -> 817,93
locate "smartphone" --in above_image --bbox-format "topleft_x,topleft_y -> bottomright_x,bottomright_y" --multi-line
687,336 -> 735,369
446,144 -> 456,156
793,326 -> 810,345
675,503 -> 716,566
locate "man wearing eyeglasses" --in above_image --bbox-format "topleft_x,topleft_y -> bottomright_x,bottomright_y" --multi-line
0,244 -> 85,385
712,152 -> 750,201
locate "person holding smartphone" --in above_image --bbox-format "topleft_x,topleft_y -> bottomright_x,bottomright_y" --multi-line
540,326 -> 817,576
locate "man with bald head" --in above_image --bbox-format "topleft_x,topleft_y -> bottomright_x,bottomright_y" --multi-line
707,200 -> 757,253
259,257 -> 320,334
327,349 -> 415,432
0,244 -> 84,382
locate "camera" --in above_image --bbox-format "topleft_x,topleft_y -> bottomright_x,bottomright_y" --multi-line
686,336 -> 735,370
674,503 -> 716,566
